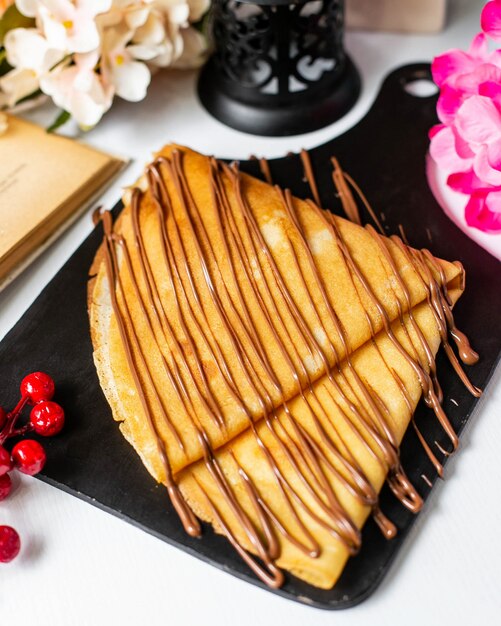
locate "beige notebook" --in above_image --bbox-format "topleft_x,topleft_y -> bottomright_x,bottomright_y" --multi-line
0,115 -> 127,290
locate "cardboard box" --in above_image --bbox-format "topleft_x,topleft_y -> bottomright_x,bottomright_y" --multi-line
346,0 -> 447,33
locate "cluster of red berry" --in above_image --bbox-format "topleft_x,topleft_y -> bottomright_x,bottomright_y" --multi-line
0,372 -> 65,564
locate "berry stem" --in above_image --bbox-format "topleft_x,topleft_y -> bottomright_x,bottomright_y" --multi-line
0,395 -> 29,445
10,423 -> 34,438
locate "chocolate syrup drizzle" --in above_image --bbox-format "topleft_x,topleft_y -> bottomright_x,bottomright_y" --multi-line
96,149 -> 480,589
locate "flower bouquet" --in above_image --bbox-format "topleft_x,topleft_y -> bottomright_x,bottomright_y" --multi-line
0,0 -> 209,130
429,0 -> 501,238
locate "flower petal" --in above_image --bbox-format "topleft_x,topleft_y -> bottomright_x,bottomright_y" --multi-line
455,62 -> 501,93
166,4 -> 190,26
481,1 -> 501,42
67,21 -> 101,53
447,170 -> 486,194
125,6 -> 150,30
432,49 -> 477,86
465,189 -> 501,233
188,0 -> 210,22
468,32 -> 488,58
127,44 -> 160,61
430,125 -> 472,173
79,0 -> 112,16
0,67 -> 39,106
474,145 -> 501,186
455,95 -> 501,146
436,84 -> 464,124
75,50 -> 99,72
112,59 -> 150,101
479,79 -> 501,102
133,13 -> 166,46
40,12 -> 70,51
68,90 -> 107,127
453,125 -> 475,159
15,0 -> 39,18
428,123 -> 445,140
5,28 -> 50,71
487,136 -> 501,172
172,26 -> 207,69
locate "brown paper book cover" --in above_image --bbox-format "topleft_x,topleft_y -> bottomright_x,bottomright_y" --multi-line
0,115 -> 127,290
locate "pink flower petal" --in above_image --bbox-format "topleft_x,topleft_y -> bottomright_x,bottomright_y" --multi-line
486,187 -> 501,214
481,1 -> 501,42
479,79 -> 501,100
474,145 -> 501,186
430,125 -> 473,173
437,84 -> 464,123
452,124 -> 475,159
432,49 -> 478,86
456,95 -> 501,146
447,170 -> 478,194
487,137 -> 501,170
469,32 -> 489,58
487,48 -> 501,70
465,189 -> 501,233
455,63 -> 501,93
428,124 -> 445,140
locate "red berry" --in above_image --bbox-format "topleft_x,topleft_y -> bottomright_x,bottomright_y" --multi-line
0,407 -> 6,430
11,440 -> 46,476
0,446 -> 12,476
0,474 -> 12,501
30,401 -> 65,437
20,372 -> 55,404
0,526 -> 20,563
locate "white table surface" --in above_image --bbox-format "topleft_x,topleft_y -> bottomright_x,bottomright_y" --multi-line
1,1 -> 500,623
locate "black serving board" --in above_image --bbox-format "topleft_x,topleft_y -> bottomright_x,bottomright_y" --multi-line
1,64 -> 500,609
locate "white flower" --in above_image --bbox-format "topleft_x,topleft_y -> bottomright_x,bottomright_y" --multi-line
101,23 -> 151,101
133,8 -> 182,67
16,0 -> 112,54
132,0 -> 208,69
0,28 -> 64,106
40,51 -> 114,126
1,0 -> 210,122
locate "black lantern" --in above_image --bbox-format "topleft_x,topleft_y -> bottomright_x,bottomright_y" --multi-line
197,0 -> 361,136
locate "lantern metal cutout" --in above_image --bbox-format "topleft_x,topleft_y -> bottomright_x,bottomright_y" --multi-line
197,0 -> 361,136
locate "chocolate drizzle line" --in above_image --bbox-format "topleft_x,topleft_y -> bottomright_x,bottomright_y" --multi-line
96,149 -> 480,588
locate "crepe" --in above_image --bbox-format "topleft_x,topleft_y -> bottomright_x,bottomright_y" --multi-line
88,145 -> 476,589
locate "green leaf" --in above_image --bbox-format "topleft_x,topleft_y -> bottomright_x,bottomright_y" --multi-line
0,5 -> 35,46
15,87 -> 42,104
0,51 -> 12,76
47,110 -> 71,133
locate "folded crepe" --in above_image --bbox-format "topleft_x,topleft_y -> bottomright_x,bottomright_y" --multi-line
88,145 -> 475,590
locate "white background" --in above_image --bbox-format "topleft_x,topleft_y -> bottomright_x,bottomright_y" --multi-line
1,1 -> 500,624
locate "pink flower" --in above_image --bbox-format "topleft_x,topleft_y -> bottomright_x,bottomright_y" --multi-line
481,0 -> 501,42
429,18 -> 501,233
431,34 -> 501,124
